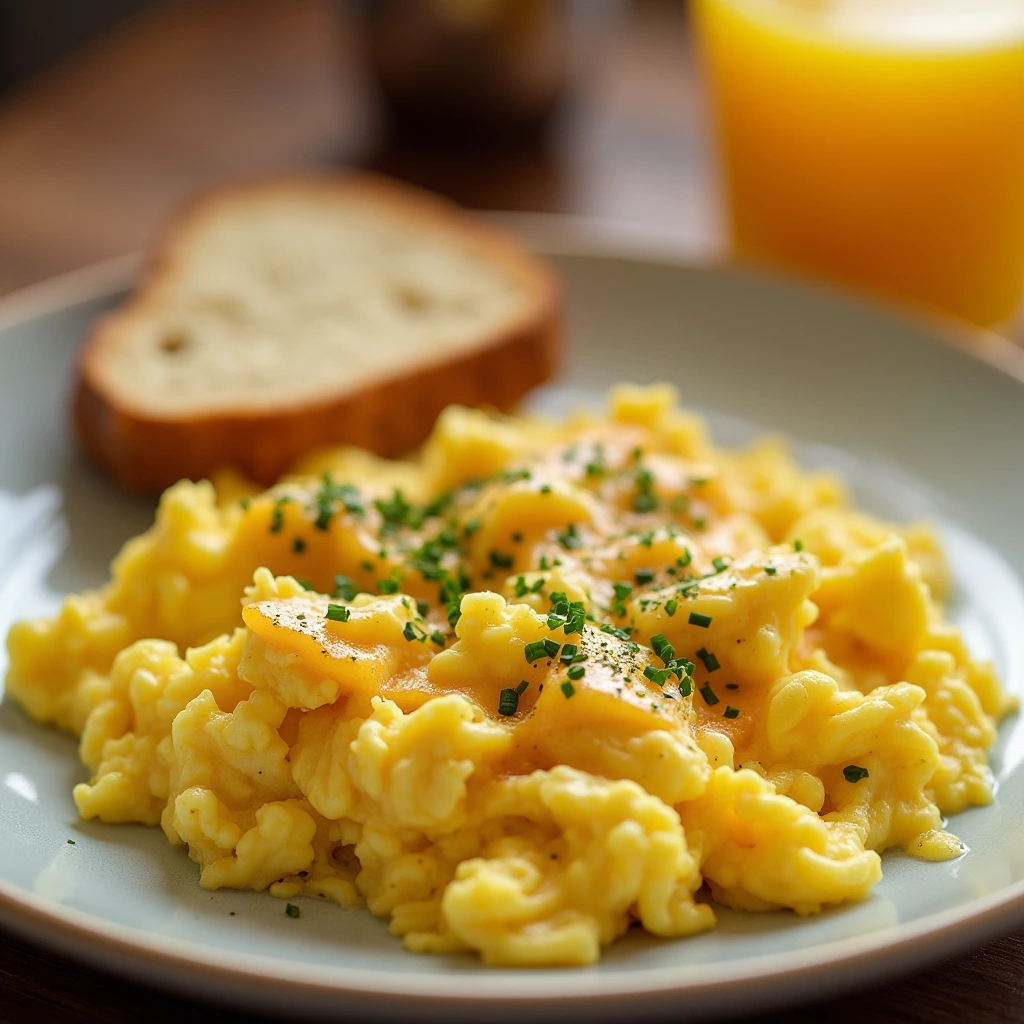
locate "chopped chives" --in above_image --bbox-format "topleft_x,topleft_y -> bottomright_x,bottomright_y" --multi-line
643,665 -> 670,687
516,680 -> 530,694
556,523 -> 583,550
525,637 -> 561,663
635,568 -> 655,585
561,680 -> 576,698
700,684 -> 720,706
723,705 -> 739,719
567,664 -> 585,681
285,903 -> 300,918
270,497 -> 290,534
725,682 -> 739,690
843,765 -> 869,783
696,647 -> 720,673
794,538 -> 805,552
498,687 -> 520,716
711,556 -> 729,573
678,677 -> 693,697
600,623 -> 632,641
490,550 -> 513,570
764,566 -> 777,576
377,579 -> 400,595
665,599 -> 678,617
650,633 -> 675,665
333,575 -> 357,601
688,611 -> 712,628
559,644 -> 579,663
325,604 -> 350,622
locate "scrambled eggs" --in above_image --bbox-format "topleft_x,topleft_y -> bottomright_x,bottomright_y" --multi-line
6,385 -> 1016,965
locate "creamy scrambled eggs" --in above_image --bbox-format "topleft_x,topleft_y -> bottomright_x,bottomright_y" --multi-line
6,385 -> 1016,965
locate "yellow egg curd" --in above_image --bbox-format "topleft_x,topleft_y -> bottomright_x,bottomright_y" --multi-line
6,384 -> 1016,966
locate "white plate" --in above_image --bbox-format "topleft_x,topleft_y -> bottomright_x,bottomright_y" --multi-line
1,234 -> 1023,1022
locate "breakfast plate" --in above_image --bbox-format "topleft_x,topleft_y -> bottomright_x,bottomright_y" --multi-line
1,227 -> 1024,1021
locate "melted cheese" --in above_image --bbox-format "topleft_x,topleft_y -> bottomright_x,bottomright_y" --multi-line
5,384 -> 1016,966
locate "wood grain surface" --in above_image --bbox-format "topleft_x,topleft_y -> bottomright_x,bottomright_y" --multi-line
0,2 -> 1021,1022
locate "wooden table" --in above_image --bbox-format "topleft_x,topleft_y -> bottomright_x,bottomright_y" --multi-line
0,2 -> 1021,1021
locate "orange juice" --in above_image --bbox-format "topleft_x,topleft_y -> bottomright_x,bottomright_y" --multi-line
693,0 -> 1024,327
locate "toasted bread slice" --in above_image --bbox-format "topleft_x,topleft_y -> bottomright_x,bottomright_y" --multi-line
74,174 -> 560,491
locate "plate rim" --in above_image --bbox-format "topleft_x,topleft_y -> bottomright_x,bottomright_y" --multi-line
1,230 -> 1023,1016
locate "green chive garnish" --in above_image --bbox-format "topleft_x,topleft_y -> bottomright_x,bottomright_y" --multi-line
794,539 -> 805,552
723,705 -> 739,719
600,623 -> 632,641
678,677 -> 693,697
525,638 -> 561,663
700,684 -> 719,706
843,765 -> 869,783
447,601 -> 462,629
643,665 -> 670,687
285,903 -> 300,918
567,664 -> 585,681
665,599 -> 678,617
696,647 -> 720,673
764,566 -> 777,576
561,680 -> 576,698
650,633 -> 675,664
556,523 -> 583,550
490,550 -> 513,570
689,611 -> 712,628
498,688 -> 520,716
635,568 -> 655,585
326,604 -> 350,622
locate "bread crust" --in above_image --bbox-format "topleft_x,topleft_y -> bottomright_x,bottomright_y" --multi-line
74,173 -> 561,491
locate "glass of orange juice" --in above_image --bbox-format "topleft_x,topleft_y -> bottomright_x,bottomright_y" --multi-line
692,0 -> 1024,328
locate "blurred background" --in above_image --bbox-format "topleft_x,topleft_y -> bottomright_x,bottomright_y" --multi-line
0,0 -> 718,295
2,0 -> 1024,332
